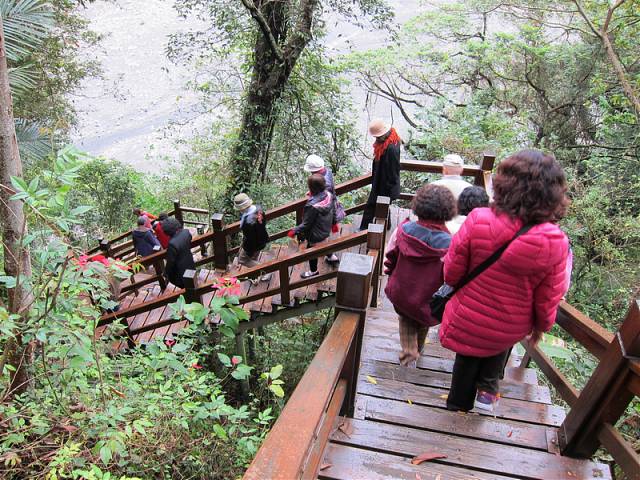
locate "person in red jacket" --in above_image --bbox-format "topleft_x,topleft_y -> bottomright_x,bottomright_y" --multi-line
153,213 -> 171,249
385,184 -> 456,366
440,149 -> 569,412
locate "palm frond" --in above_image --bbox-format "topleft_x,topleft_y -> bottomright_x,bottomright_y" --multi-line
8,63 -> 38,98
0,0 -> 54,62
15,118 -> 52,164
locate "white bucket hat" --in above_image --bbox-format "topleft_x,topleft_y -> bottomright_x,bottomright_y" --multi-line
304,154 -> 325,173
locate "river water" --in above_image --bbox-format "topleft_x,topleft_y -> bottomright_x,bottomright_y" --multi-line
72,0 -> 429,172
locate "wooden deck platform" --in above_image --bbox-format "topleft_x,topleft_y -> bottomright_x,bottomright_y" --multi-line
318,285 -> 612,479
101,219 -> 372,347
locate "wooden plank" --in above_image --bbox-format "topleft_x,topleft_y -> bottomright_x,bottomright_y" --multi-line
330,417 -> 610,479
357,376 -> 565,426
243,312 -> 360,480
359,360 -> 551,404
320,443 -> 515,480
362,396 -> 551,450
361,343 -> 539,385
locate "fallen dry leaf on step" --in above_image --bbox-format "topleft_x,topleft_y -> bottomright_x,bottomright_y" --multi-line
411,452 -> 447,465
438,394 -> 448,400
338,421 -> 354,438
407,398 -> 413,405
415,474 -> 422,480
366,375 -> 378,385
319,463 -> 332,471
507,430 -> 513,438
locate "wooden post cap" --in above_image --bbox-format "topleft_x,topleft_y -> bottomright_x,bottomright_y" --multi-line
366,223 -> 385,250
336,253 -> 374,311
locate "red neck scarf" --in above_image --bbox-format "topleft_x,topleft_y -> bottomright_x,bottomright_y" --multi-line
373,128 -> 401,161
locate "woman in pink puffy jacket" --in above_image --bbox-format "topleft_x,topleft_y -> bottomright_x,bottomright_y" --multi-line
440,150 -> 569,412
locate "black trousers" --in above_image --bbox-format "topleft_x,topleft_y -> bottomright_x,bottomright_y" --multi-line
359,203 -> 392,231
446,349 -> 510,411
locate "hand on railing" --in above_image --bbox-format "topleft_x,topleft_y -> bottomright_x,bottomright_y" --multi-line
526,329 -> 544,347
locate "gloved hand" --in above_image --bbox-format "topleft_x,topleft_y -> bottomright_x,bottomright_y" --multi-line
287,229 -> 296,238
332,223 -> 339,233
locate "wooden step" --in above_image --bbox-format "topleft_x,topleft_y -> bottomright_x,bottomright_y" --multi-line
356,375 -> 565,426
320,443 -> 515,480
328,417 -> 611,480
360,360 -> 551,404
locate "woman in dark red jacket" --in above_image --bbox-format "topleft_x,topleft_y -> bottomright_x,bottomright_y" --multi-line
384,184 -> 456,366
441,150 -> 569,412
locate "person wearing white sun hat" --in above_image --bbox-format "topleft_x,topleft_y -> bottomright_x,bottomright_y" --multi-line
360,119 -> 401,230
303,154 -> 340,264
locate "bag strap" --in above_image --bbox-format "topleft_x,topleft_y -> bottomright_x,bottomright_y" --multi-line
453,224 -> 534,291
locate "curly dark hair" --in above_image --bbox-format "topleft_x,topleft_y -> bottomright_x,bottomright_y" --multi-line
412,184 -> 456,221
493,149 -> 568,224
162,218 -> 182,237
308,174 -> 326,195
458,186 -> 490,216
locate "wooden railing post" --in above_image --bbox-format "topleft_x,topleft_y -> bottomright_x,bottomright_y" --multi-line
366,223 -> 384,308
211,213 -> 228,270
183,269 -> 202,304
279,264 -> 291,306
173,200 -> 184,226
153,257 -> 167,291
476,152 -> 496,187
197,224 -> 206,257
335,252 -> 374,416
558,299 -> 640,457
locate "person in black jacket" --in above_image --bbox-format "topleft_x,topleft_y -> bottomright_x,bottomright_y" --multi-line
234,193 -> 271,282
288,174 -> 335,278
359,119 -> 401,230
132,216 -> 161,257
162,218 -> 196,288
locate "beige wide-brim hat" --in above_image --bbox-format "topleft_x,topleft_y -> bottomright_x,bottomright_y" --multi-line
368,118 -> 391,137
233,193 -> 253,211
443,154 -> 465,167
303,154 -> 325,173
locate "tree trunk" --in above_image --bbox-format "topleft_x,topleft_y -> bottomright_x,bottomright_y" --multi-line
228,0 -> 319,201
0,15 -> 33,396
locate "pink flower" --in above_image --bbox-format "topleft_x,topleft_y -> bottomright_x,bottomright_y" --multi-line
165,339 -> 176,347
213,277 -> 241,298
231,356 -> 241,366
191,363 -> 203,370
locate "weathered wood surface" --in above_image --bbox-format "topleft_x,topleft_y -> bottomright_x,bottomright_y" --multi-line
318,257 -> 613,480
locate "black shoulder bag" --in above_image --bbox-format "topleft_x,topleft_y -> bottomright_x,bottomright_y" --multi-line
430,224 -> 533,322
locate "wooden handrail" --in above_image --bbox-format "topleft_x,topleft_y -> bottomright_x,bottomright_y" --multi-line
556,301 -> 614,359
243,312 -> 359,480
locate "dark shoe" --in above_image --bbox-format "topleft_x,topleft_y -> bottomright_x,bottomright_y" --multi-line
325,254 -> 339,264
